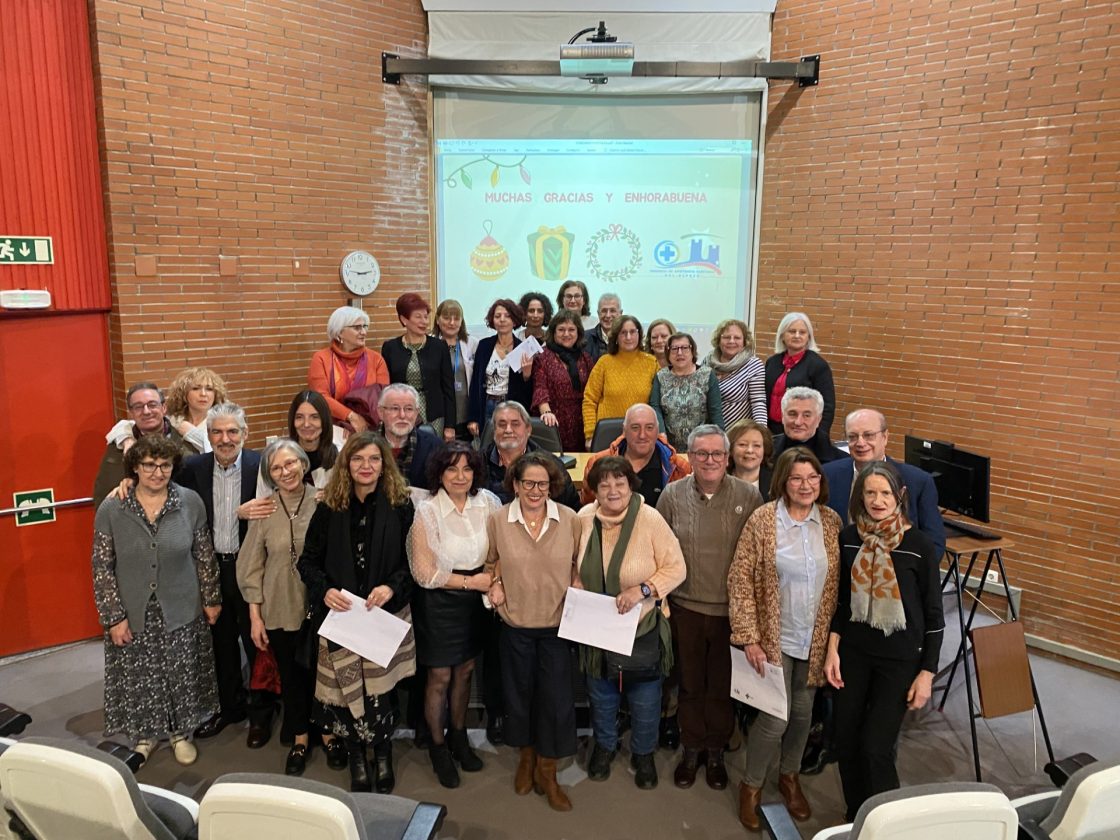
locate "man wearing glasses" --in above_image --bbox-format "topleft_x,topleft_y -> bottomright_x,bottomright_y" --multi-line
584,292 -> 622,361
772,387 -> 846,465
822,409 -> 945,557
376,383 -> 442,489
657,424 -> 762,791
93,382 -> 193,505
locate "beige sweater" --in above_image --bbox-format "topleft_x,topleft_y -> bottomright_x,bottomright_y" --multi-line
485,503 -> 583,629
576,501 -> 687,623
236,488 -> 314,631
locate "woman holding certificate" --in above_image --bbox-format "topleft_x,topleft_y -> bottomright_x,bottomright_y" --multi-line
577,456 -> 686,790
727,446 -> 841,831
484,452 -> 583,812
297,431 -> 416,794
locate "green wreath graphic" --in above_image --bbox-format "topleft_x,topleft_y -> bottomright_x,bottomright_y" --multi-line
586,224 -> 642,282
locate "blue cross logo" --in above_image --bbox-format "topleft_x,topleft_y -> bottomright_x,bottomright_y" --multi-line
654,240 -> 679,267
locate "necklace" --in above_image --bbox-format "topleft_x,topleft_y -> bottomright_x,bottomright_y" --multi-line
277,487 -> 307,521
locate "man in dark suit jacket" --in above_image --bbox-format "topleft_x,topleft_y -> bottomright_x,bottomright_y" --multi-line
177,403 -> 274,745
377,383 -> 443,487
822,408 -> 946,557
772,386 -> 846,465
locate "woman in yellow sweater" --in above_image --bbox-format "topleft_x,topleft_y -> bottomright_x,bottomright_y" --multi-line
582,315 -> 660,448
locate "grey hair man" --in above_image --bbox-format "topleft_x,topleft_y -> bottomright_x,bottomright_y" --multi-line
772,387 -> 845,465
178,402 -> 274,746
376,382 -> 440,488
585,292 -> 622,361
481,400 -> 580,510
657,424 -> 763,790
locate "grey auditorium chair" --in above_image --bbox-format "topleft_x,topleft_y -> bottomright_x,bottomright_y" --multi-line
761,782 -> 1017,840
198,772 -> 445,840
1014,758 -> 1120,840
0,736 -> 197,840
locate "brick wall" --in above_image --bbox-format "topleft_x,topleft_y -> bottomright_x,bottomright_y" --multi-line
90,0 -> 1120,658
760,1 -> 1120,657
90,0 -> 430,434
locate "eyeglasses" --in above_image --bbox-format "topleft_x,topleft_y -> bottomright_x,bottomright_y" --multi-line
269,458 -> 303,474
846,430 -> 885,444
137,461 -> 173,475
690,450 -> 727,461
562,292 -> 584,301
669,345 -> 691,354
349,455 -> 382,466
788,474 -> 822,485
129,400 -> 162,413
381,404 -> 418,415
517,479 -> 550,491
618,329 -> 639,337
345,323 -> 368,332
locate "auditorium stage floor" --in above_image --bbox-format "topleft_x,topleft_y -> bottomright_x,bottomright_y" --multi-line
3,612 -> 1117,839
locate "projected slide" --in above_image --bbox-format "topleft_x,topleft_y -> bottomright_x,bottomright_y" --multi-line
434,138 -> 753,330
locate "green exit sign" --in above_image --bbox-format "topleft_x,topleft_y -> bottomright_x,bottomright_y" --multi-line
13,488 -> 56,526
0,236 -> 54,264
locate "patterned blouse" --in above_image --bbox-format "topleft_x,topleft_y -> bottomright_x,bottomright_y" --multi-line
714,354 -> 767,426
651,365 -> 725,452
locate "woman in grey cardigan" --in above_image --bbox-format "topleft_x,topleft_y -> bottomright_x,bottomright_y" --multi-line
91,434 -> 221,766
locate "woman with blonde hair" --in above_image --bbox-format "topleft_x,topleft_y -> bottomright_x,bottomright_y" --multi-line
433,299 -> 479,441
105,367 -> 227,454
705,319 -> 766,428
644,318 -> 676,369
297,431 -> 415,793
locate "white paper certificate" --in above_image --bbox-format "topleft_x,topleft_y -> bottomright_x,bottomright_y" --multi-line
729,646 -> 788,721
506,336 -> 542,372
318,589 -> 411,667
557,587 -> 642,656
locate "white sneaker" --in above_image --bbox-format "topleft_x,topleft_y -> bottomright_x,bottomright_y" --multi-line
134,739 -> 156,764
170,735 -> 197,766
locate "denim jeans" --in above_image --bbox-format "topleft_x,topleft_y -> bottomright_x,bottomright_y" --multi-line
587,675 -> 663,756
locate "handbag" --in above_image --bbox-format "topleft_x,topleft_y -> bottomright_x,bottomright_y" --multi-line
329,351 -> 382,429
250,646 -> 282,693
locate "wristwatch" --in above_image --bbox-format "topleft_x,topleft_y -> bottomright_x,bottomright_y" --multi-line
639,582 -> 652,598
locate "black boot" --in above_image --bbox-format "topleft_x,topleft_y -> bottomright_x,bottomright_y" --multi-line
447,727 -> 483,772
373,740 -> 395,793
346,741 -> 371,793
429,743 -> 460,788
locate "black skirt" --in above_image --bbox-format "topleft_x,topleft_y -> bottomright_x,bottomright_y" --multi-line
413,567 -> 488,667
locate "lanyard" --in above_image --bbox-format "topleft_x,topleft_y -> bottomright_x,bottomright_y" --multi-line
451,342 -> 461,377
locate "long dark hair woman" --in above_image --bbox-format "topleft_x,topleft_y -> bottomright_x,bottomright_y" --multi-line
409,442 -> 501,788
467,298 -> 534,437
287,390 -> 338,490
297,431 -> 416,793
825,461 -> 943,820
531,310 -> 594,452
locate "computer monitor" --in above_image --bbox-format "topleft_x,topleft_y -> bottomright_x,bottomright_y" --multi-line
903,435 -> 991,522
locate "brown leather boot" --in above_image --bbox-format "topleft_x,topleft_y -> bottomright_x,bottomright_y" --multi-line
514,746 -> 536,795
779,772 -> 812,821
532,756 -> 572,811
739,782 -> 762,831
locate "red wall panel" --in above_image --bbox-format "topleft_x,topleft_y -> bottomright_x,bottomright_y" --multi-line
0,0 -> 110,311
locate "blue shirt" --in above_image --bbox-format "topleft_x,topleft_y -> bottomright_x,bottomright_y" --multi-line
775,499 -> 828,659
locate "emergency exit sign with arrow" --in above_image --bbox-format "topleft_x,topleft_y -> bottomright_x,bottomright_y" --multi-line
0,236 -> 54,264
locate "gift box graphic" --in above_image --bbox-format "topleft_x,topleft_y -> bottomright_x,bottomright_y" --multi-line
527,225 -> 575,282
